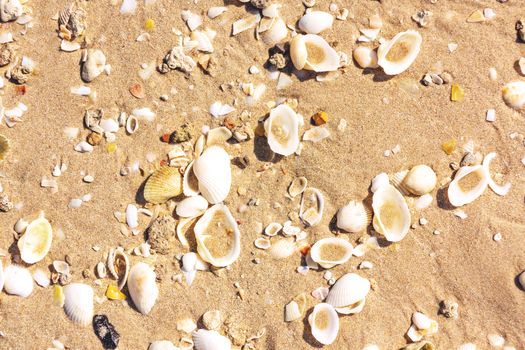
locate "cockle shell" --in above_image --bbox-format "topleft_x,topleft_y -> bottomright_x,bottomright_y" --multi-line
309,237 -> 353,269
125,115 -> 139,134
63,283 -> 94,325
402,165 -> 437,196
144,166 -> 183,204
264,104 -> 300,156
268,237 -> 297,259
447,165 -> 489,207
308,303 -> 339,345
128,262 -> 158,314
176,195 -> 208,218
290,34 -> 340,72
148,341 -> 180,350
260,17 -> 288,45
300,187 -> 324,226
483,152 -> 511,196
183,160 -> 200,197
193,329 -> 231,350
326,273 -> 370,315
502,81 -> 525,110
336,200 -> 369,233
17,217 -> 53,264
107,248 -> 130,290
377,30 -> 422,75
193,146 -> 231,204
372,184 -> 411,242
3,264 -> 33,297
194,204 -> 240,267
298,11 -> 334,34
353,46 -> 378,69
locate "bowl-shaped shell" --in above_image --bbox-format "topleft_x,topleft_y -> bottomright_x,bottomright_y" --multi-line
372,184 -> 411,242
17,217 -> 53,264
183,160 -> 200,197
402,165 -> 437,196
194,204 -> 240,267
260,17 -> 288,45
447,165 -> 489,207
3,264 -> 33,297
483,152 -> 511,196
308,303 -> 339,345
176,195 -> 208,218
309,237 -> 353,269
63,283 -> 94,326
298,11 -> 334,34
264,104 -> 300,156
148,341 -> 179,350
193,329 -> 232,350
290,34 -> 340,72
502,81 -> 525,110
128,262 -> 158,315
326,273 -> 370,314
193,146 -> 231,204
336,200 -> 369,233
353,46 -> 378,69
377,30 -> 422,75
300,187 -> 324,226
0,134 -> 9,161
144,166 -> 183,204
107,248 -> 130,290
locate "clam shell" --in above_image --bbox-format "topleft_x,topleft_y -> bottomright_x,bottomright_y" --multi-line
447,165 -> 489,207
288,176 -> 307,197
260,17 -> 287,45
268,237 -> 297,259
326,273 -> 370,314
502,81 -> 525,110
176,195 -> 208,218
264,222 -> 282,236
290,34 -> 340,72
482,152 -> 511,196
308,303 -> 339,345
125,115 -> 139,134
3,264 -> 33,297
107,248 -> 130,290
371,172 -> 389,193
193,329 -> 232,350
148,341 -> 179,350
403,340 -> 436,350
63,283 -> 94,325
144,166 -> 183,204
309,237 -> 353,269
193,146 -> 231,204
372,184 -> 411,242
402,165 -> 437,196
183,160 -> 200,197
298,11 -> 334,34
336,200 -> 370,233
194,204 -> 240,267
300,187 -> 324,226
128,262 -> 158,314
353,46 -> 378,69
254,237 -> 271,250
264,104 -> 300,156
17,217 -> 53,264
377,30 -> 422,75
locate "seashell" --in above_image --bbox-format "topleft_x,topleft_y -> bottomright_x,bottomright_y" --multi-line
371,172 -> 389,193
193,329 -> 232,350
264,222 -> 282,236
284,293 -> 306,322
126,203 -> 139,228
183,161 -> 200,197
372,184 -> 411,242
0,0 -> 22,22
63,283 -> 94,326
483,152 -> 511,196
0,134 -> 10,161
407,312 -> 439,342
60,40 -> 80,52
303,126 -> 330,142
194,204 -> 240,267
202,310 -> 223,331
3,264 -> 33,297
128,262 -> 158,314
143,166 -> 183,204
298,11 -> 334,34
177,318 -> 197,333
268,237 -> 297,259
336,200 -> 369,233
181,252 -> 198,285
148,341 -> 179,350
300,187 -> 324,226
232,13 -> 260,36
209,102 -> 235,118
254,237 -> 271,250
207,6 -> 227,19
206,127 -> 232,146
447,165 -> 489,207
308,303 -> 339,345
53,260 -> 70,275
353,46 -> 378,69
74,141 -> 93,153
518,270 -> 525,290
260,17 -> 288,46
403,340 -> 435,350
288,176 -> 307,197
415,194 -> 433,210
290,34 -> 340,72
502,81 -> 525,109
309,237 -> 353,269
193,146 -> 231,204
262,3 -> 281,18
190,31 -> 214,53
177,216 -> 198,249
402,165 -> 437,195
377,30 -> 422,75
264,104 -> 300,156
326,273 -> 370,314
17,217 -> 53,264
107,248 -> 130,290
125,115 -> 139,134
81,49 -> 106,83
33,268 -> 50,288
176,195 -> 208,218
96,262 -> 106,279
132,107 -> 156,121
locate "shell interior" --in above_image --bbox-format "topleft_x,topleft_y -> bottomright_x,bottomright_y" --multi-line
378,30 -> 422,75
310,237 -> 353,269
17,217 -> 53,264
300,187 -> 324,226
372,185 -> 410,242
447,165 -> 488,207
309,303 -> 339,345
264,104 -> 300,157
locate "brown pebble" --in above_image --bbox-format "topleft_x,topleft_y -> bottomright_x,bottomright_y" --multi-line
82,269 -> 92,279
87,132 -> 103,146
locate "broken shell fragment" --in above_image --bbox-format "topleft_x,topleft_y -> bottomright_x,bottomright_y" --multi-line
193,146 -> 231,204
63,283 -> 94,326
149,341 -> 179,350
377,30 -> 422,75
17,217 -> 53,264
309,237 -> 353,268
300,188 -> 324,226
127,262 -> 158,315
183,161 -> 200,197
0,0 -> 22,22
483,152 -> 511,196
326,273 -> 370,314
260,17 -> 288,46
298,11 -> 334,34
0,134 -> 10,161
264,222 -> 282,237
3,264 -> 33,297
284,293 -> 306,322
290,34 -> 340,72
402,165 -> 437,196
336,200 -> 369,233
353,46 -> 378,69
254,237 -> 271,250
372,184 -> 411,242
176,195 -> 208,218
308,303 -> 339,345
288,177 -> 307,197
107,248 -> 130,290
193,329 -> 232,350
81,49 -> 106,82
502,81 -> 525,109
447,165 -> 489,207
407,312 -> 439,342
264,104 -> 300,157
143,166 -> 183,204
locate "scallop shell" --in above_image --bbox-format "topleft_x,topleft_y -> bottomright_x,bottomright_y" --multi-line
402,165 -> 437,196
336,200 -> 370,233
107,248 -> 130,290
309,237 -> 353,269
193,146 -> 231,204
288,176 -> 307,197
0,134 -> 10,161
290,34 -> 340,72
372,184 -> 411,242
148,341 -> 179,350
447,165 -> 489,207
128,262 -> 158,315
268,237 -> 297,259
308,303 -> 339,345
144,166 -> 183,204
326,273 -> 370,314
3,264 -> 33,297
194,204 -> 240,267
193,329 -> 232,350
502,81 -> 525,110
483,152 -> 511,196
377,30 -> 422,75
183,160 -> 200,197
17,217 -> 53,264
260,17 -> 288,45
371,172 -> 389,193
176,195 -> 208,218
353,46 -> 378,69
298,11 -> 334,34
300,187 -> 324,226
63,283 -> 93,326
264,104 -> 300,156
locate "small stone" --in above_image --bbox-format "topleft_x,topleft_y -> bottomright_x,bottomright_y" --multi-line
358,261 -> 373,270
493,232 -> 502,241
237,187 -> 247,196
467,10 -> 485,23
0,193 -> 13,212
202,310 -> 223,331
146,215 -> 177,255
81,49 -> 106,83
487,334 -> 505,347
485,109 -> 496,122
421,74 -> 432,86
441,139 -> 456,155
419,218 -> 428,225
430,73 -> 443,85
433,230 -> 441,235
311,111 -> 328,126
93,315 -> 120,349
439,300 -> 458,318
488,67 -> 497,81
65,255 -> 73,266
0,44 -> 14,67
411,10 -> 432,27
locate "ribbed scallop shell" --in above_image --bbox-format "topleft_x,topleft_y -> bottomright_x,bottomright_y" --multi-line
3,264 -> 33,298
309,237 -> 353,269
193,146 -> 231,204
107,248 -> 130,290
308,303 -> 339,345
63,283 -> 94,325
447,165 -> 489,207
290,34 -> 340,72
264,104 -> 300,157
17,217 -> 53,264
183,160 -> 200,197
193,329 -> 232,350
377,30 -> 422,75
128,262 -> 158,315
372,184 -> 411,242
0,134 -> 10,161
336,200 -> 370,233
402,165 -> 437,196
144,167 -> 183,204
326,273 -> 370,312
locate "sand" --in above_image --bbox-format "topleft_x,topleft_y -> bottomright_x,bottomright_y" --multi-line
0,0 -> 524,349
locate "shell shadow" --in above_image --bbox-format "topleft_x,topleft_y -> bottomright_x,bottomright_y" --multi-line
253,135 -> 283,163
135,177 -> 148,206
436,186 -> 455,211
512,59 -> 524,76
514,272 -> 525,291
372,70 -> 394,82
301,308 -> 324,348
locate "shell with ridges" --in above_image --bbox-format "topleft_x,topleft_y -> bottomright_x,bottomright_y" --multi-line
3,264 -> 33,297
193,329 -> 232,350
336,200 -> 370,233
308,303 -> 339,345
447,165 -> 489,207
290,34 -> 340,72
268,237 -> 297,259
309,237 -> 353,269
326,273 -> 370,314
17,217 -> 53,264
402,165 -> 437,195
144,166 -> 183,204
372,184 -> 411,242
107,248 -> 130,290
193,146 -> 231,204
300,187 -> 324,226
264,104 -> 300,156
63,283 -> 94,325
148,340 -> 179,350
377,30 -> 422,75
128,262 -> 158,314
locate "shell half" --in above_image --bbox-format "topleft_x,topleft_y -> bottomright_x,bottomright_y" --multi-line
290,34 -> 339,72
193,146 -> 231,204
193,329 -> 232,350
300,187 -> 324,226
336,200 -> 370,233
402,165 -> 437,196
326,273 -> 370,314
308,303 -> 339,345
63,283 -> 94,325
372,184 -> 411,242
127,262 -> 159,315
143,166 -> 183,204
309,237 -> 353,269
447,165 -> 489,207
298,11 -> 334,34
502,81 -> 525,110
176,195 -> 208,218
3,264 -> 33,297
377,30 -> 422,75
107,248 -> 130,290
17,217 -> 53,264
264,104 -> 300,156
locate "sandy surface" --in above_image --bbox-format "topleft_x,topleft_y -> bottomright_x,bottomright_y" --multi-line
0,0 -> 524,349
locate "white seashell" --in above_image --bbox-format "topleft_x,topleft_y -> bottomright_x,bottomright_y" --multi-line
70,86 -> 91,96
415,193 -> 433,209
300,187 -> 324,226
81,49 -> 106,82
326,273 -> 370,314
483,152 -> 511,196
207,6 -> 227,19
176,195 -> 208,218
194,204 -> 240,267
262,3 -> 281,18
371,172 -> 389,193
0,261 -> 4,292
53,260 -> 70,275
232,14 -> 260,35
288,177 -> 307,197
0,31 -> 12,43
254,237 -> 271,250
264,222 -> 282,236
193,146 -> 231,204
107,248 -> 130,290
177,318 -> 197,334
309,237 -> 353,269
402,164 -> 437,195
260,17 -> 288,45
353,46 -> 378,69
303,126 -> 330,142
206,127 -> 232,146
126,204 -> 139,228
148,340 -> 179,350
191,31 -> 214,53
183,161 -> 200,197
177,217 -> 198,249
308,303 -> 339,345
372,184 -> 411,242
120,0 -> 137,14
17,217 -> 53,264
264,104 -> 300,156
3,264 -> 33,297
412,312 -> 431,330
487,334 -> 505,347
96,262 -> 106,279
181,252 -> 197,286
74,141 -> 94,153
406,325 -> 423,342
407,312 -> 439,342
125,115 -> 139,134
100,119 -> 119,133
202,310 -> 223,331
298,11 -> 334,34
502,81 -> 525,110
336,200 -> 369,233
182,10 -> 202,31
128,262 -> 158,314
518,270 -> 525,290
60,40 -> 81,52
209,102 -> 235,118
377,30 -> 422,75
132,107 -> 156,121
268,237 -> 297,259
290,34 -> 340,72
33,268 -> 50,288
284,300 -> 302,322
63,283 -> 93,325
447,165 -> 489,207
193,329 -> 232,350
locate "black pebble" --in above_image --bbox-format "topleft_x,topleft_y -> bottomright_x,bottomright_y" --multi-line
93,314 -> 120,349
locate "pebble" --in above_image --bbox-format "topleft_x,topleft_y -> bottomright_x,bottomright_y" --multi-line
487,334 -> 505,347
493,232 -> 502,242
489,67 -> 497,81
419,218 -> 428,226
83,175 -> 94,183
486,109 -> 496,122
433,230 -> 441,235
93,315 -> 120,349
439,300 -> 458,318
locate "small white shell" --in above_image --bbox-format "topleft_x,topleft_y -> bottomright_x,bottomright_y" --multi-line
268,237 -> 297,259
14,218 -> 28,234
412,312 -> 431,330
336,200 -> 369,233
183,161 -> 200,197
372,184 -> 411,242
206,127 -> 232,146
3,264 -> 33,297
264,104 -> 300,156
207,7 -> 227,19
148,340 -> 179,350
264,222 -> 282,236
502,81 -> 525,110
128,262 -> 158,315
191,30 -> 214,53
308,303 -> 339,345
60,40 -> 81,52
33,268 -> 50,288
447,165 -> 489,207
377,30 -> 422,75
17,217 -> 53,264
326,273 -> 370,315
353,46 -> 378,69
303,126 -> 330,142
402,164 -> 437,195
193,146 -> 231,204
126,204 -> 139,228
290,34 -> 340,72
298,11 -> 334,34
309,237 -> 353,269
371,172 -> 389,193
260,17 -> 288,45
63,283 -> 94,325
518,270 -> 525,290
107,248 -> 130,290
254,237 -> 271,250
176,195 -> 208,218
81,49 -> 106,82
300,187 -> 324,226
193,329 -> 232,350
125,115 -> 139,134
483,152 -> 511,196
